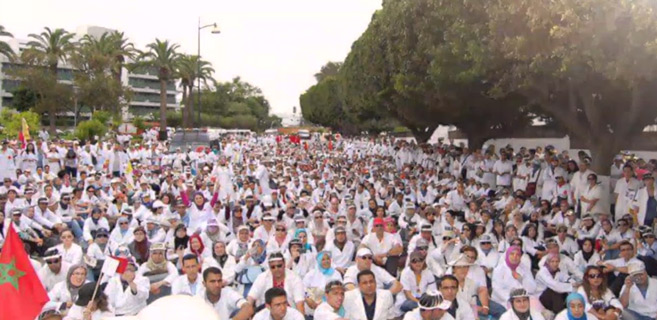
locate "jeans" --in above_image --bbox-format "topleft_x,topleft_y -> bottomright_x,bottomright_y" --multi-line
476,296 -> 506,320
67,221 -> 83,240
401,300 -> 418,312
622,309 -> 655,320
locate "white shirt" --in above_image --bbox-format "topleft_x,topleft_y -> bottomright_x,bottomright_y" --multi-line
171,274 -> 204,296
253,307 -> 305,320
196,286 -> 247,319
104,274 -> 150,316
314,302 -> 342,320
248,269 -> 305,308
620,278 -> 657,318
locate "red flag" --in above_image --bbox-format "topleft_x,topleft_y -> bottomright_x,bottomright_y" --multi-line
328,140 -> 333,151
0,225 -> 49,320
17,130 -> 25,149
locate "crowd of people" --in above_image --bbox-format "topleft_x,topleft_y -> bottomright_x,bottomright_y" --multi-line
2,131 -> 657,320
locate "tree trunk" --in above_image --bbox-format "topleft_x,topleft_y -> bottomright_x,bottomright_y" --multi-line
465,131 -> 489,150
189,85 -> 195,128
410,126 -> 436,143
49,105 -> 57,134
181,86 -> 188,128
586,134 -> 621,176
159,79 -> 168,141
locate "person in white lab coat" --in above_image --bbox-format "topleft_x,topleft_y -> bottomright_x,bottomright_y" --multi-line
171,254 -> 204,296
104,261 -> 150,316
343,269 -> 394,320
499,288 -> 546,320
48,264 -> 88,312
38,248 -> 71,292
403,290 -> 454,320
252,287 -> 305,320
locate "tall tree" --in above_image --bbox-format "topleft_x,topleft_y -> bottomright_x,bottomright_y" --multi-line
0,25 -> 14,60
139,39 -> 180,140
25,27 -> 75,133
177,55 -> 214,128
314,61 -> 342,83
483,0 -> 657,173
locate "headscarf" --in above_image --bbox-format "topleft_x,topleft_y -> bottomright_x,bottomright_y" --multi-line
212,240 -> 229,267
566,292 -> 587,320
117,217 -> 130,237
66,264 -> 87,304
193,192 -> 206,210
251,239 -> 267,264
189,234 -> 205,256
173,224 -> 189,250
317,251 -> 335,276
133,227 -> 150,263
145,250 -> 169,274
294,228 -> 312,252
505,245 -> 522,271
581,239 -> 594,262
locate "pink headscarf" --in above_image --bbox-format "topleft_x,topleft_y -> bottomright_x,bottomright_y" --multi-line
505,245 -> 522,271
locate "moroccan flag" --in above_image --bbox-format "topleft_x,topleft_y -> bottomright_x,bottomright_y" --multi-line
0,224 -> 49,320
17,130 -> 25,149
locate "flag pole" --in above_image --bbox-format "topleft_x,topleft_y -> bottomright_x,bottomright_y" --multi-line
89,271 -> 104,303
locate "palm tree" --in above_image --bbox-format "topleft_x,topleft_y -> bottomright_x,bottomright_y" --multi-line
108,31 -> 136,84
0,25 -> 15,60
177,55 -> 215,128
140,39 -> 180,140
26,27 -> 75,133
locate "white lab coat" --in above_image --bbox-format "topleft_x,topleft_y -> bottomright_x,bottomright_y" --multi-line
343,289 -> 394,320
104,274 -> 150,316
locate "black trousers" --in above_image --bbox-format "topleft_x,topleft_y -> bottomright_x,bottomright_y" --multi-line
539,288 -> 567,314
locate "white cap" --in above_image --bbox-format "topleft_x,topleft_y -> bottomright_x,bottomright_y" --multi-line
356,248 -> 373,258
152,200 -> 165,209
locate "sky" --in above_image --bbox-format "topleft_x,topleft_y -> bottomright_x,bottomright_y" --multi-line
0,0 -> 383,119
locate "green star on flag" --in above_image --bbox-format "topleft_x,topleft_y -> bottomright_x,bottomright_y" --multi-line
0,258 -> 26,291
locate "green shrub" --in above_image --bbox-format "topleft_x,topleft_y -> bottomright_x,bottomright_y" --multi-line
75,119 -> 107,141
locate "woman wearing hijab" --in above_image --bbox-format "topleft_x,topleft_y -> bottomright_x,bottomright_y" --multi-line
167,223 -> 189,264
128,227 -> 150,265
492,246 -> 538,308
211,240 -> 237,285
536,253 -> 575,315
554,292 -> 599,320
48,264 -> 88,311
500,288 -> 546,320
109,216 -> 135,253
302,251 -> 343,317
179,181 -> 219,234
573,238 -> 602,273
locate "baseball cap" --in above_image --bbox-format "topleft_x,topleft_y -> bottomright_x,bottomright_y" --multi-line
150,242 -> 167,252
373,218 -> 384,227
356,248 -> 373,258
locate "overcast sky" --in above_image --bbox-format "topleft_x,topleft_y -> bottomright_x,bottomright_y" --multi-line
0,0 -> 382,118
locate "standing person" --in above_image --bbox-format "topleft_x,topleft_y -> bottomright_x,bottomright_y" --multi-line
197,267 -> 254,320
0,140 -> 16,180
252,287 -> 305,320
614,165 -> 641,222
343,270 -> 394,320
632,174 -> 657,228
493,152 -> 513,189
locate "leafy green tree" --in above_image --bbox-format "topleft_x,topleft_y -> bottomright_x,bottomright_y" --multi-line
0,109 -> 40,137
0,25 -> 14,60
24,27 -> 75,133
177,55 -> 214,128
9,86 -> 39,112
139,39 -> 180,140
75,119 -> 107,141
482,0 -> 657,173
314,61 -> 342,83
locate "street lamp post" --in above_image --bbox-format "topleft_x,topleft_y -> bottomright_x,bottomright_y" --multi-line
197,18 -> 220,127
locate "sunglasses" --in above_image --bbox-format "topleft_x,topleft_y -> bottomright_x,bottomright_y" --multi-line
96,234 -> 108,238
443,237 -> 452,241
269,264 -> 284,270
411,259 -> 425,264
360,255 -> 373,260
587,273 -> 602,279
46,259 -> 61,264
276,228 -> 286,232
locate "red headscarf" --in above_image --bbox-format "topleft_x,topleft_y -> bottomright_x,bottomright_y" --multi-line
189,234 -> 205,256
